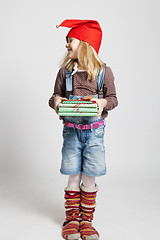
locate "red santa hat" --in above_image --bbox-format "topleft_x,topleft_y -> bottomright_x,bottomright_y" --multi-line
56,19 -> 102,54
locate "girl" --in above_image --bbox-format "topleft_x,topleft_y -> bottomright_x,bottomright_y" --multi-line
49,19 -> 118,240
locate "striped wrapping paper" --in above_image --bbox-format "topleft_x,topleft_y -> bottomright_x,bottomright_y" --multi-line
62,100 -> 93,104
59,108 -> 98,113
58,103 -> 98,108
58,100 -> 99,116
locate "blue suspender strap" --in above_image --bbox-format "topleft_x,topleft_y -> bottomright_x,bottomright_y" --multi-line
97,64 -> 106,91
66,69 -> 73,92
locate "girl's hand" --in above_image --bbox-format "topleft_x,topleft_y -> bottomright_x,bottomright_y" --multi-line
91,98 -> 107,117
54,96 -> 68,114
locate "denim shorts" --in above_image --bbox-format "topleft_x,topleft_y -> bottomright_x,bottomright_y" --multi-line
60,116 -> 106,177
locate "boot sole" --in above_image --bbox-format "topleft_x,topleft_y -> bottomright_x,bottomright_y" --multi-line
64,232 -> 80,240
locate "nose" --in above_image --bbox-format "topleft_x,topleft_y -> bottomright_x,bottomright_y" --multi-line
65,42 -> 69,48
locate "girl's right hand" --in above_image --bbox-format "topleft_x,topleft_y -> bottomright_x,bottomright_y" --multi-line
54,96 -> 68,114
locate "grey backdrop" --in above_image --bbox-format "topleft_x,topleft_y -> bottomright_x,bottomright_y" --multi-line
0,0 -> 159,239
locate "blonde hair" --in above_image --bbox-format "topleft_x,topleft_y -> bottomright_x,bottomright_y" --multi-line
61,40 -> 105,80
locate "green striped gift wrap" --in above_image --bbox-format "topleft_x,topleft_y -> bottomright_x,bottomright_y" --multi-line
58,100 -> 99,116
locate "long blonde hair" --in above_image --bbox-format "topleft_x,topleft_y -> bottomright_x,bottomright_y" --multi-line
61,39 -> 105,80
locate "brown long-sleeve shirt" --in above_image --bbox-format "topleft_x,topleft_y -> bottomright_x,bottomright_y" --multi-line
48,66 -> 118,119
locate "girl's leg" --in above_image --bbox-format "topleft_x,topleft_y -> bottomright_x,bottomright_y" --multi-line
67,173 -> 82,188
81,174 -> 95,188
62,173 -> 82,240
80,174 -> 99,240
67,173 -> 95,189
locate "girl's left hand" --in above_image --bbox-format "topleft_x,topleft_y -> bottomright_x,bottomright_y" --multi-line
91,98 -> 107,117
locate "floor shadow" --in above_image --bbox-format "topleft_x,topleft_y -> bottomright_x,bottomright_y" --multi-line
0,180 -> 65,226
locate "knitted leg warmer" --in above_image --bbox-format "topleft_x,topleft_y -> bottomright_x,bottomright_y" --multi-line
62,187 -> 81,240
79,184 -> 99,240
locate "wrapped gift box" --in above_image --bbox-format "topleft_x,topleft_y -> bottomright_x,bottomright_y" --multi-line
58,100 -> 99,116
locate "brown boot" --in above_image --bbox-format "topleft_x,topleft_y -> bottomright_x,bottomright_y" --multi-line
79,184 -> 99,240
62,186 -> 81,240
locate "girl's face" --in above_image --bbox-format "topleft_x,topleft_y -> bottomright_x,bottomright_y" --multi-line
65,37 -> 80,59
